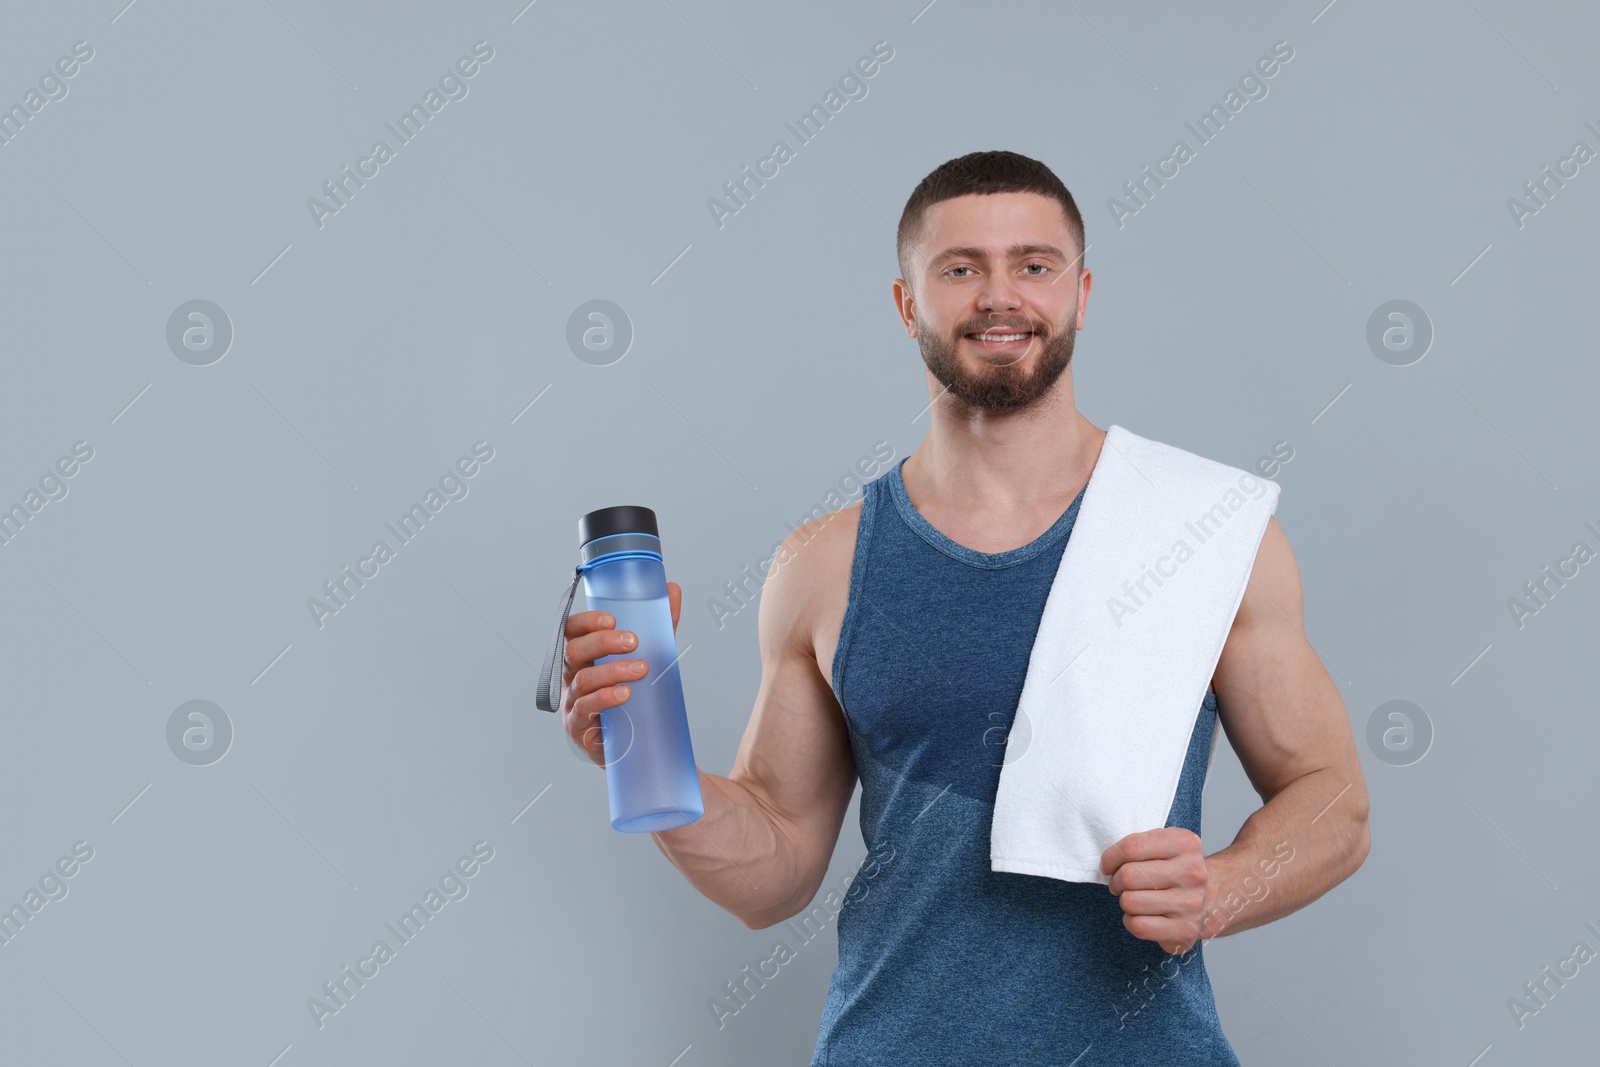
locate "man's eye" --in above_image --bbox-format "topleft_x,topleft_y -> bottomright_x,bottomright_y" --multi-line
1023,263 -> 1049,275
945,266 -> 972,278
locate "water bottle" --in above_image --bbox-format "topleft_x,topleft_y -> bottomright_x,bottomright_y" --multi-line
536,505 -> 704,832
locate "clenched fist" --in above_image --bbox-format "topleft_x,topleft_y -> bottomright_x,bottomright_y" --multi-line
1101,827 -> 1211,955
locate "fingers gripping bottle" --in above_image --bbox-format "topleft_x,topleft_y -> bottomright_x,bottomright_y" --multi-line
536,506 -> 704,832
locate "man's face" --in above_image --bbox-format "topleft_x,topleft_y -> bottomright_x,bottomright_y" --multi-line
897,192 -> 1089,413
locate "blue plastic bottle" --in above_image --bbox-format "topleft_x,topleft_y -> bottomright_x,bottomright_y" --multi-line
536,505 -> 703,832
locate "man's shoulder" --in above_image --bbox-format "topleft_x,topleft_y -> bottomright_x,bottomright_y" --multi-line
760,496 -> 865,656
773,497 -> 863,594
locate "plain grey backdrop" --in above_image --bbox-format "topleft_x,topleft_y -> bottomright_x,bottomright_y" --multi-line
1,0 -> 1596,1063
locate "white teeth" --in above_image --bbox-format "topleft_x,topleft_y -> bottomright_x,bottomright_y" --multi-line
973,332 -> 1029,342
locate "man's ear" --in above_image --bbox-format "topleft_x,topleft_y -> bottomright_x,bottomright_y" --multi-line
893,278 -> 917,338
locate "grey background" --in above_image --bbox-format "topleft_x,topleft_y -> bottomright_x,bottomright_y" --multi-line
0,0 -> 1595,1064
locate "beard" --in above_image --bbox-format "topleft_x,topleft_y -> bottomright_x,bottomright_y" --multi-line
916,311 -> 1077,413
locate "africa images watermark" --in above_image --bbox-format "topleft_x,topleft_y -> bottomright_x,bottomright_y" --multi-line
1505,914 -> 1600,1031
706,40 -> 895,230
705,440 -> 896,631
0,40 -> 94,148
707,836 -> 897,1030
1107,839 -> 1295,1033
0,440 -> 95,549
1505,118 -> 1600,230
306,840 -> 495,1030
306,40 -> 495,230
0,841 -> 95,950
1505,515 -> 1600,631
307,441 -> 495,629
1107,469 -> 1276,630
1108,39 -> 1295,230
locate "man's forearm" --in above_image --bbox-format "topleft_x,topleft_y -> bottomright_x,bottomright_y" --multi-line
649,767 -> 806,928
1200,767 -> 1370,940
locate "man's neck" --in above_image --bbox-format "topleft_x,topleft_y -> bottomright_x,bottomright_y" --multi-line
902,379 -> 1105,534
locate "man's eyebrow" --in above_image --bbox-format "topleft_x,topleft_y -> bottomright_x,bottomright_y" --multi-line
927,243 -> 1069,267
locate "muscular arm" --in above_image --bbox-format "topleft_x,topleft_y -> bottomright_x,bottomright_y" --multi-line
1198,515 -> 1371,939
648,525 -> 858,929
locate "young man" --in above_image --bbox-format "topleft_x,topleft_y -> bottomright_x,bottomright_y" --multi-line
556,150 -> 1370,1064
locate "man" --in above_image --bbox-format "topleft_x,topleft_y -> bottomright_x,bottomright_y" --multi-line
555,150 -> 1370,1064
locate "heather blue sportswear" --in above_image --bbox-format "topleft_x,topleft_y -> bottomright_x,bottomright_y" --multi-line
809,458 -> 1240,1066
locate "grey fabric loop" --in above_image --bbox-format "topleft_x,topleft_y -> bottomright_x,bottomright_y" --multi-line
535,565 -> 584,713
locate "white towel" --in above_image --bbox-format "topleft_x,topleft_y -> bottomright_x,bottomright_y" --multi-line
989,424 -> 1281,884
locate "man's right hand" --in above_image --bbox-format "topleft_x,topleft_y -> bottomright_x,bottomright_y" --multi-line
565,519 -> 857,930
558,582 -> 681,766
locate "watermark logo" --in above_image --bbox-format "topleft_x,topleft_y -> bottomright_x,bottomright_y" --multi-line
166,300 -> 233,365
1365,300 -> 1431,366
562,701 -> 636,769
566,299 -> 633,366
983,707 -> 1032,767
167,700 -> 233,766
1365,699 -> 1432,767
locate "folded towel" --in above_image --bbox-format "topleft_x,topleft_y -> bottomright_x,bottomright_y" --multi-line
990,424 -> 1281,884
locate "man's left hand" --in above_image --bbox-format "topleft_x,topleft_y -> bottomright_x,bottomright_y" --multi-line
1100,827 -> 1212,955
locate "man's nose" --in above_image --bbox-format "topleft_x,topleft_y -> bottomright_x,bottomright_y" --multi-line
977,279 -> 1022,312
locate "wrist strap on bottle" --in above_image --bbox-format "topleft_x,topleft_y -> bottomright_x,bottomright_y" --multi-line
536,564 -> 586,713
536,548 -> 666,715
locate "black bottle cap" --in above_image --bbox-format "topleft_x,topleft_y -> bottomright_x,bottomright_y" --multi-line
578,505 -> 659,548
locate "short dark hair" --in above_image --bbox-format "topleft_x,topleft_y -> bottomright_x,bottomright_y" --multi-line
896,150 -> 1085,283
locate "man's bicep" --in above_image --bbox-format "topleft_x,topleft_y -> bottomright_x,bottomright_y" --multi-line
1212,516 -> 1357,801
728,533 -> 858,891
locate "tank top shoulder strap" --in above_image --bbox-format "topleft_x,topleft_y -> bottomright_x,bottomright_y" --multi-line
830,468 -> 891,701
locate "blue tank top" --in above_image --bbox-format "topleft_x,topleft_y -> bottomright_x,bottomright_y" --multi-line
810,457 -> 1239,1066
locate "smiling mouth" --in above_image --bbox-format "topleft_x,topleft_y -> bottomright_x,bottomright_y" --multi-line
966,330 -> 1035,345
